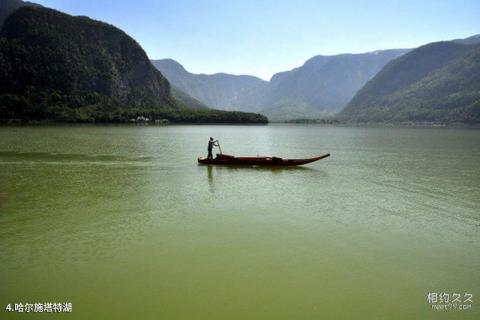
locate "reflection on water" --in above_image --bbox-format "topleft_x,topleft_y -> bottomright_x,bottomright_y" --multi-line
207,165 -> 214,192
203,162 -> 316,193
0,125 -> 479,320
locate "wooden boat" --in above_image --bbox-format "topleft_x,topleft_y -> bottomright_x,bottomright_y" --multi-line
198,153 -> 330,166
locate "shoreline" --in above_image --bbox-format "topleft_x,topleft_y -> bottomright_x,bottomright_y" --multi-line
1,121 -> 479,129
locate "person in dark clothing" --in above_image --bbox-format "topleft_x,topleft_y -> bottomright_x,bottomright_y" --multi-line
207,137 -> 219,159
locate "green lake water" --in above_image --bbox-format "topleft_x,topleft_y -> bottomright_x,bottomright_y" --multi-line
0,125 -> 479,319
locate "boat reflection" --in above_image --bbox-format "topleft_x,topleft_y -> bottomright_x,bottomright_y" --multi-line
202,163 -> 315,172
207,165 -> 214,192
202,163 -> 319,194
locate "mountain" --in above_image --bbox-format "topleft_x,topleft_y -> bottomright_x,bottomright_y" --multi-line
0,0 -> 39,29
0,6 -> 267,123
153,50 -> 408,121
0,6 -> 171,121
151,59 -> 268,112
0,0 -> 23,29
452,34 -> 480,45
338,40 -> 480,124
171,86 -> 208,109
259,49 -> 409,120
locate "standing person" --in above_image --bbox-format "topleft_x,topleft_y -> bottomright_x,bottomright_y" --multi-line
207,137 -> 219,159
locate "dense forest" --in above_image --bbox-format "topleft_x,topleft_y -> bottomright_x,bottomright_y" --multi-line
0,6 -> 267,124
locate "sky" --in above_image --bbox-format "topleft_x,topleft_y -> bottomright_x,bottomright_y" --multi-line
32,0 -> 480,80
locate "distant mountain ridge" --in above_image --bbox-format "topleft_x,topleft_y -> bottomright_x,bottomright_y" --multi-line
153,49 -> 408,120
338,40 -> 480,123
151,59 -> 268,112
259,49 -> 409,120
452,34 -> 480,45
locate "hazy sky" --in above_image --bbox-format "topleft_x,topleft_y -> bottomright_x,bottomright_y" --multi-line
32,0 -> 480,80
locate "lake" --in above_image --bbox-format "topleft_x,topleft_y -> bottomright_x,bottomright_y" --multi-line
0,125 -> 479,319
